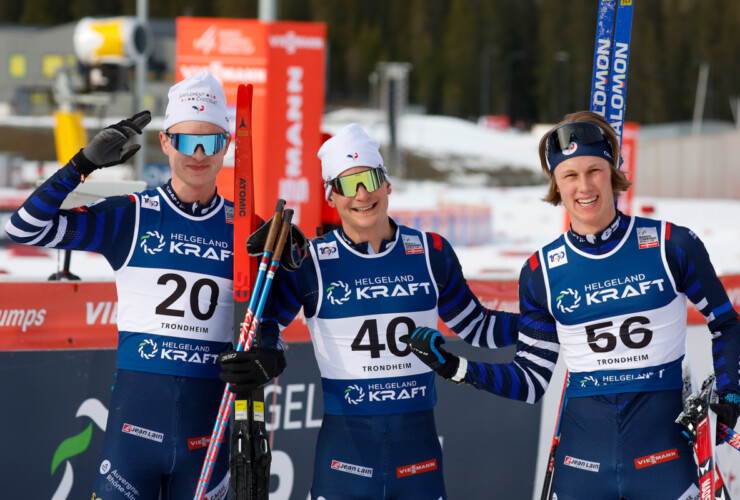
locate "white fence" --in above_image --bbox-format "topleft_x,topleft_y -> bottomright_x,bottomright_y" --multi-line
636,128 -> 740,199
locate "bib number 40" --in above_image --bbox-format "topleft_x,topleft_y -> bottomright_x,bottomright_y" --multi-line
586,315 -> 652,353
351,317 -> 415,358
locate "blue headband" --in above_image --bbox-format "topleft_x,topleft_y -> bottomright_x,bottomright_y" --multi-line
545,121 -> 618,174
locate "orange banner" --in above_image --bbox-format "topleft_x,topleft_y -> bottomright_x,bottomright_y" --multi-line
0,282 -> 118,350
4,276 -> 739,350
175,17 -> 326,236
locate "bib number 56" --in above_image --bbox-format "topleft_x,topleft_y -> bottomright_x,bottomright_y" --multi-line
586,316 -> 652,353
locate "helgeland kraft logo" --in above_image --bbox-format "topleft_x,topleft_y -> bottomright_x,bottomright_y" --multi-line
140,231 -> 165,254
556,288 -> 581,313
327,281 -> 351,305
344,384 -> 365,405
138,339 -> 158,359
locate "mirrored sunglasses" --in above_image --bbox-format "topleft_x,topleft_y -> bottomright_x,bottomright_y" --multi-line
545,121 -> 610,160
329,168 -> 385,197
165,132 -> 229,156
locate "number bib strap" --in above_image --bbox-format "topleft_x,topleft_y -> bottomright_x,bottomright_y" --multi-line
117,331 -> 230,378
566,357 -> 684,397
322,372 -> 437,416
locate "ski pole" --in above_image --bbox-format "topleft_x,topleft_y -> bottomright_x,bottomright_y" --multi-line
194,199 -> 286,500
232,209 -> 294,500
540,371 -> 568,500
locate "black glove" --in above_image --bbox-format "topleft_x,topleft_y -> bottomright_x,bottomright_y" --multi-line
218,348 -> 287,398
71,110 -> 152,178
400,327 -> 467,383
711,392 -> 740,445
247,219 -> 309,271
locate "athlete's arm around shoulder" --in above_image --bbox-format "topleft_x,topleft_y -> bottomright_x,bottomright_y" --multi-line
466,252 -> 560,402
425,231 -> 519,349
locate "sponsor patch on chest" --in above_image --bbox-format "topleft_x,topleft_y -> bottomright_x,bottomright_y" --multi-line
402,234 -> 424,254
637,227 -> 659,249
317,241 -> 339,260
141,195 -> 161,210
547,245 -> 568,268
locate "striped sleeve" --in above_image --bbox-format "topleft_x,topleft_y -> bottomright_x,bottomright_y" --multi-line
427,232 -> 519,348
4,163 -> 137,269
665,223 -> 740,395
464,252 -> 560,404
259,255 -> 318,345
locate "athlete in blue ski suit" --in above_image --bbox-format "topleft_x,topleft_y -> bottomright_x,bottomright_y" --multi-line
257,123 -> 519,499
5,72 -> 282,499
407,111 -> 740,500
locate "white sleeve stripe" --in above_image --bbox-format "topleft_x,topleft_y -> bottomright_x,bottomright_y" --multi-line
29,223 -> 54,246
445,300 -> 477,332
518,334 -> 560,353
516,365 -> 538,404
513,361 -> 548,404
696,298 -> 709,310
44,215 -> 67,248
528,370 -> 549,402
485,314 -> 497,347
4,221 -> 39,238
18,206 -> 51,228
517,351 -> 556,372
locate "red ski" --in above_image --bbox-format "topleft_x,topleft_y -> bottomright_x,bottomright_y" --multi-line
676,375 -> 716,500
231,83 -> 271,500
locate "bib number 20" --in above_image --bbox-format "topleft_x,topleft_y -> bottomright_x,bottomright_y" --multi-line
586,316 -> 652,353
351,317 -> 415,358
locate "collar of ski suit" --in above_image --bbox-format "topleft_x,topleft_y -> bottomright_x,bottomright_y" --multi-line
163,181 -> 221,217
566,210 -> 632,255
336,218 -> 399,255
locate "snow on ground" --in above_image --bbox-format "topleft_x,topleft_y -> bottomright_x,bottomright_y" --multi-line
322,107 -> 542,174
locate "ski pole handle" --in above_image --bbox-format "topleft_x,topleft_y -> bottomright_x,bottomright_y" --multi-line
261,199 -> 286,256
271,209 -> 294,268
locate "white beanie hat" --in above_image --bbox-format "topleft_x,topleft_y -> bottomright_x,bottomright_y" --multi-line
318,123 -> 390,200
163,71 -> 229,132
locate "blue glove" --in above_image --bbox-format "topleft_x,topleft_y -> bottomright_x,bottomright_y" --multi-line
401,327 -> 467,383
